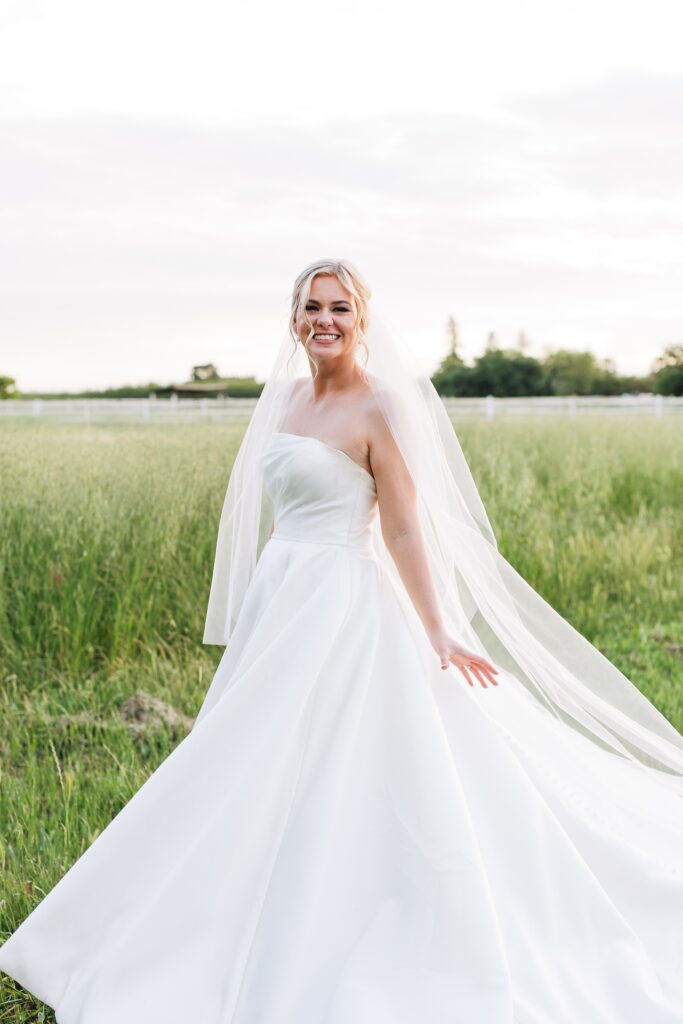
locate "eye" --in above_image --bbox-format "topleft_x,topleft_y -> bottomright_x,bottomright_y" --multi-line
305,305 -> 350,312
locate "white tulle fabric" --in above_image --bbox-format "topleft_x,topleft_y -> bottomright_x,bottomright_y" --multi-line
1,429 -> 682,1022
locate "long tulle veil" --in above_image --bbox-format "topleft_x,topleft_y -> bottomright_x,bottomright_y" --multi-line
203,292 -> 683,784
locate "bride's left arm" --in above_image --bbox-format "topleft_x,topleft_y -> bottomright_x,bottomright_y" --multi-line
367,412 -> 499,688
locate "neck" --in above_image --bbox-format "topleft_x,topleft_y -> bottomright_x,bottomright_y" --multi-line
307,353 -> 360,400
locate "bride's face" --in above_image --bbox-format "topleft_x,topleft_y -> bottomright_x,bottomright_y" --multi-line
295,275 -> 358,360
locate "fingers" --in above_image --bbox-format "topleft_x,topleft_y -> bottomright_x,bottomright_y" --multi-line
449,653 -> 501,688
469,664 -> 489,688
471,663 -> 499,688
458,663 -> 475,687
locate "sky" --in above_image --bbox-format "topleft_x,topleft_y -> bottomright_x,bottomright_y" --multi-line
1,0 -> 682,391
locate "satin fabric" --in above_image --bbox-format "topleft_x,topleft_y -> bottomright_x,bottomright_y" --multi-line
1,431 -> 682,1022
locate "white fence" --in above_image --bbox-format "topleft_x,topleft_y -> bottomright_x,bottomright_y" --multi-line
1,393 -> 682,424
442,394 -> 683,419
0,396 -> 259,424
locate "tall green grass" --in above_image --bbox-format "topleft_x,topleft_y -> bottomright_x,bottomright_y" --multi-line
1,417 -> 682,1020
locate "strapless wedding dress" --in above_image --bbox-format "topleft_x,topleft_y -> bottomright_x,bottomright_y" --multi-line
1,431 -> 682,1023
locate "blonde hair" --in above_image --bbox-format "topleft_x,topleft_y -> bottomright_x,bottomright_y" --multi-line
288,258 -> 372,377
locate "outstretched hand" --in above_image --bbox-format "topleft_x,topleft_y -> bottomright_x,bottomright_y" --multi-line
427,627 -> 500,688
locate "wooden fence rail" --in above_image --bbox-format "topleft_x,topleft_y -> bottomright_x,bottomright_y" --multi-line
1,394 -> 682,424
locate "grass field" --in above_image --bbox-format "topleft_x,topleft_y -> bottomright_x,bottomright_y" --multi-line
1,417 -> 682,1021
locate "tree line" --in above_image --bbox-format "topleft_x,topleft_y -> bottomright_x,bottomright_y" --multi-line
432,318 -> 683,397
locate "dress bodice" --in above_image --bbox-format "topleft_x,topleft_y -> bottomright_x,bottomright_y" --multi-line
261,432 -> 378,553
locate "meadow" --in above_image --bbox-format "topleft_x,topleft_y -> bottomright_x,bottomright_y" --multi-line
1,416 -> 682,1021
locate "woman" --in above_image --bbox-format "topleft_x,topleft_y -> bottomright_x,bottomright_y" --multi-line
1,258 -> 682,1023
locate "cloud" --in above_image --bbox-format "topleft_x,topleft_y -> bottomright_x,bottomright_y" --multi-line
1,77 -> 681,389
506,70 -> 683,200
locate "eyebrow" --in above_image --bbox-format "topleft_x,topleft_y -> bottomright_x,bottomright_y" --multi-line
306,298 -> 352,305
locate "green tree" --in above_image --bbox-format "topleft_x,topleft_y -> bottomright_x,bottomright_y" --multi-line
469,349 -> 547,397
652,346 -> 683,396
431,358 -> 474,396
431,318 -> 470,395
445,316 -> 463,361
543,350 -> 618,396
0,375 -> 18,399
432,347 -> 547,397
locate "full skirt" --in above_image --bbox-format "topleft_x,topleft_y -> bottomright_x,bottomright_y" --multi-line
1,535 -> 683,1022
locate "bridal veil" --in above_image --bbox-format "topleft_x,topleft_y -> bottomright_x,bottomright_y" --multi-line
203,259 -> 683,784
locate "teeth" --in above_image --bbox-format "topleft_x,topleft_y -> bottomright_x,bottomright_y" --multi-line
314,333 -> 340,339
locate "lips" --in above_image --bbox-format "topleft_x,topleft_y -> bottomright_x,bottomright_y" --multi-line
313,333 -> 340,341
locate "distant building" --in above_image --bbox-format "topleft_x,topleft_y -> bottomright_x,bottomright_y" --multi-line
153,380 -> 232,398
153,370 -> 264,399
192,363 -> 220,382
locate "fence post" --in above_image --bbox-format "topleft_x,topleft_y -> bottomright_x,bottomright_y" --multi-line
485,394 -> 495,420
654,393 -> 663,418
32,399 -> 43,418
142,399 -> 151,422
568,396 -> 577,419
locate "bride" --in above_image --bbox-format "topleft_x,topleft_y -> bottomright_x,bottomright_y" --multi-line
1,258 -> 682,1023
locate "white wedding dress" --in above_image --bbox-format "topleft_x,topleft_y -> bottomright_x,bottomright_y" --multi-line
1,430 -> 682,1023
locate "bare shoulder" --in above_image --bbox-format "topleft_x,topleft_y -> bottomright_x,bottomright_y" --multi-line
360,378 -> 400,442
359,379 -> 410,477
363,393 -> 392,447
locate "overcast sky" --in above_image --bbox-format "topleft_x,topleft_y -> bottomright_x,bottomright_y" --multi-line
1,0 -> 682,391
